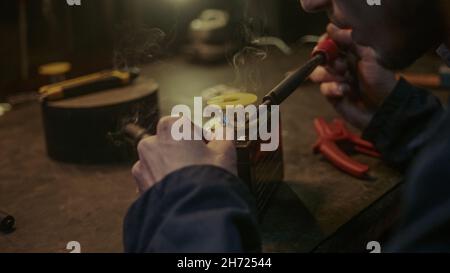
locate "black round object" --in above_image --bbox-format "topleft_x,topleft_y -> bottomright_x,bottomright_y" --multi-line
41,79 -> 159,164
0,212 -> 15,233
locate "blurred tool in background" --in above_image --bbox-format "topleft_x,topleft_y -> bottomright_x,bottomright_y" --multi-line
0,210 -> 15,234
185,8 -> 294,62
0,104 -> 12,117
39,68 -> 140,101
397,66 -> 450,90
0,68 -> 141,119
251,36 -> 292,55
185,9 -> 238,62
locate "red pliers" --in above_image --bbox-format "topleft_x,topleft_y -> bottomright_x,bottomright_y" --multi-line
313,117 -> 381,178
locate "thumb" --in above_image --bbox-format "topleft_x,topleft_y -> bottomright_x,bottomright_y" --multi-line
208,139 -> 238,175
327,24 -> 353,49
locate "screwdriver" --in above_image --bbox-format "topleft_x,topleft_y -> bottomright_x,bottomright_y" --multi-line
122,38 -> 339,143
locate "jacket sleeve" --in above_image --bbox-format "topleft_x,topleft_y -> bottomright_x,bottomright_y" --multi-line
387,110 -> 450,252
123,165 -> 261,253
364,78 -> 450,252
363,78 -> 445,170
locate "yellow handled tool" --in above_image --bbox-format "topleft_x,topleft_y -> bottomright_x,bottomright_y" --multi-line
39,68 -> 140,101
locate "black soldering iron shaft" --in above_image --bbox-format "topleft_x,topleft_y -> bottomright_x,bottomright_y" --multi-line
262,53 -> 325,106
122,123 -> 151,145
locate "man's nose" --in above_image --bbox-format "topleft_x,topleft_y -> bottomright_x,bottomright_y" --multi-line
300,0 -> 331,12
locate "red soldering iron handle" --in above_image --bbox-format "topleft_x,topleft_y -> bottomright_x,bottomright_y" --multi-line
312,38 -> 339,64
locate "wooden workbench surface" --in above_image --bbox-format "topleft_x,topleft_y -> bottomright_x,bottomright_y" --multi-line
0,48 -> 409,253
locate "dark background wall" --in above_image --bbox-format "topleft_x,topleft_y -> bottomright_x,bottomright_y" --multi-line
0,0 -> 327,99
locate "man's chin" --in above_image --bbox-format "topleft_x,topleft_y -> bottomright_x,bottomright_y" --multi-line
375,51 -> 419,70
374,43 -> 435,70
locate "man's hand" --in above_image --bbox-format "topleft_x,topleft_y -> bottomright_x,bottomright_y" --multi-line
310,24 -> 398,129
131,116 -> 237,194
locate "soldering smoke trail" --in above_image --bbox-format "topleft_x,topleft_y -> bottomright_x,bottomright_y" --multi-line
113,23 -> 167,70
231,0 -> 271,93
232,46 -> 267,93
111,23 -> 168,138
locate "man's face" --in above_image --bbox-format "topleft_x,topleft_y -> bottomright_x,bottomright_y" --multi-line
300,0 -> 443,69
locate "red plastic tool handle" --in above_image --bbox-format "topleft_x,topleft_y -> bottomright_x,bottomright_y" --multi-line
312,38 -> 339,64
313,117 -> 371,178
355,146 -> 381,158
316,140 -> 370,178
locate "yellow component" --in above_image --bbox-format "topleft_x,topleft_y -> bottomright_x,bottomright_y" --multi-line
39,70 -> 130,99
39,62 -> 72,76
207,92 -> 258,109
